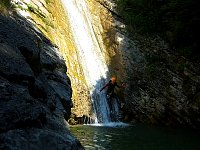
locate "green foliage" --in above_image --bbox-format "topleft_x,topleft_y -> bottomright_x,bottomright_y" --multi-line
0,0 -> 11,10
116,0 -> 200,60
26,3 -> 54,28
161,0 -> 200,59
27,4 -> 36,13
45,0 -> 53,4
116,0 -> 162,33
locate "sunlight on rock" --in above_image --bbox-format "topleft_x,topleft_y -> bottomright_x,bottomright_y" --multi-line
61,0 -> 108,86
115,32 -> 124,44
61,0 -> 111,123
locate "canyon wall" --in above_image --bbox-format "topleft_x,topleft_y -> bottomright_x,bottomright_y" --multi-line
0,1 -> 83,149
3,0 -> 200,129
10,0 -> 94,123
90,0 -> 200,128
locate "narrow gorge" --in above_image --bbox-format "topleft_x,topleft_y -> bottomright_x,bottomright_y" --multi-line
1,0 -> 200,149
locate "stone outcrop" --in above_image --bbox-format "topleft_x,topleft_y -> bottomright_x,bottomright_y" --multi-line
86,0 -> 200,128
0,10 -> 83,149
121,35 -> 200,128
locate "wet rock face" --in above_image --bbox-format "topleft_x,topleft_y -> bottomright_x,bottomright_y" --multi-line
121,36 -> 200,128
87,0 -> 200,128
0,13 -> 83,149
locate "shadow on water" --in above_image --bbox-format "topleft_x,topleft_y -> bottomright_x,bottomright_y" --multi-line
71,123 -> 200,150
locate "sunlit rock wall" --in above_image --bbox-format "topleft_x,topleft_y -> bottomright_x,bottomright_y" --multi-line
11,0 -> 93,123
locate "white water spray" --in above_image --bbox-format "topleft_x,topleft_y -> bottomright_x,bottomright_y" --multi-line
61,0 -> 112,123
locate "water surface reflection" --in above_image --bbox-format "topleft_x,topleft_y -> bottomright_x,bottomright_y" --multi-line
70,123 -> 200,150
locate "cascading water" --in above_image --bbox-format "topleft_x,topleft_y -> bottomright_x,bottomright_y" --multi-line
61,0 -> 121,123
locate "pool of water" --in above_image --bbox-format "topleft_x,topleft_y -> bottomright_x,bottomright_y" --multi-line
70,123 -> 200,150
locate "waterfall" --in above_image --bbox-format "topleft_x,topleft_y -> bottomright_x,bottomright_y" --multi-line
61,0 -> 114,123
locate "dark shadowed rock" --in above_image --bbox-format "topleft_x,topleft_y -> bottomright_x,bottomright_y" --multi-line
0,128 -> 83,150
0,43 -> 34,82
40,45 -> 66,72
0,12 -> 83,149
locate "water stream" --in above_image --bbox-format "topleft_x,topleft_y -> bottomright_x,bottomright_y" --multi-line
61,0 -> 120,123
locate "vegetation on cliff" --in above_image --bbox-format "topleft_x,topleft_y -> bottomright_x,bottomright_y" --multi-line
0,0 -> 11,12
116,0 -> 200,60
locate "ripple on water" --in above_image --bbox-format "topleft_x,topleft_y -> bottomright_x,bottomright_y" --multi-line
70,123 -> 200,150
85,122 -> 131,128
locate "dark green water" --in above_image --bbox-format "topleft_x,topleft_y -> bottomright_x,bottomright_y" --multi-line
70,123 -> 200,150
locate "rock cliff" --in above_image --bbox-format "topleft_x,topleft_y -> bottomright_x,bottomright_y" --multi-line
87,0 -> 200,128
2,0 -> 200,131
0,4 -> 83,150
8,0 -> 93,124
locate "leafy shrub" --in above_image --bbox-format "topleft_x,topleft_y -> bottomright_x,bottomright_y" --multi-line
0,0 -> 11,10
